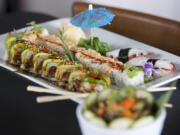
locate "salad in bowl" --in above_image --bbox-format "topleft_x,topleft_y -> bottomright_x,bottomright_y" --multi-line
76,86 -> 171,135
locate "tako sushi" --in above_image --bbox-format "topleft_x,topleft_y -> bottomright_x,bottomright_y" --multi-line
106,48 -> 152,63
127,57 -> 176,76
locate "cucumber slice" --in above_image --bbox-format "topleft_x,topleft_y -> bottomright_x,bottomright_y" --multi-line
132,116 -> 155,128
109,118 -> 134,129
83,110 -> 95,120
89,116 -> 107,128
133,101 -> 145,110
98,89 -> 111,101
84,92 -> 98,108
136,90 -> 154,105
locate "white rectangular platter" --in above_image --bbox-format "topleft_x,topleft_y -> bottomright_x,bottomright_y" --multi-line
0,18 -> 180,103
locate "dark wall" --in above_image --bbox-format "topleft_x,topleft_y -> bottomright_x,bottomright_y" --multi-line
4,0 -> 20,13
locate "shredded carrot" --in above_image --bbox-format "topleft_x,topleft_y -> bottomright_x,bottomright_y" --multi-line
122,109 -> 133,118
117,98 -> 137,110
67,61 -> 73,64
8,33 -> 13,36
89,73 -> 99,78
31,43 -> 35,46
42,48 -> 49,53
79,67 -> 88,71
53,53 -> 59,57
97,102 -> 105,116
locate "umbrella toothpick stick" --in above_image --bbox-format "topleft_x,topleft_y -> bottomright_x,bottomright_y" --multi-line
89,4 -> 93,46
90,28 -> 93,46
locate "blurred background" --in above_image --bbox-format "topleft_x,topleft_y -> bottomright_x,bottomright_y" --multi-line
1,0 -> 180,21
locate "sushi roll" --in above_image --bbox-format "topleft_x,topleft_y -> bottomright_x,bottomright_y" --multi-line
21,47 -> 39,70
4,35 -> 16,55
45,43 -> 65,56
42,58 -> 63,78
55,64 -> 82,89
9,43 -> 26,65
33,52 -> 52,74
115,65 -> 144,87
68,68 -> 111,92
106,48 -> 152,63
127,57 -> 176,76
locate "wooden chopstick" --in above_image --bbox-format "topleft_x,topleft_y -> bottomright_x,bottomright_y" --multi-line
27,85 -> 176,96
147,87 -> 176,92
36,94 -> 173,108
37,94 -> 88,103
164,103 -> 173,108
27,85 -> 86,96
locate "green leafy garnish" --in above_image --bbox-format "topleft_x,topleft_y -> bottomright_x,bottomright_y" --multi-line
78,37 -> 111,56
26,21 -> 42,33
108,86 -> 136,102
144,76 -> 153,83
58,28 -> 75,62
124,65 -> 143,78
155,81 -> 177,117
108,90 -> 123,102
13,29 -> 27,40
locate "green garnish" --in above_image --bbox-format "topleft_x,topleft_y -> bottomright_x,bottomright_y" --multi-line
13,29 -> 27,40
26,21 -> 42,33
124,65 -> 143,78
108,90 -> 123,102
108,86 -> 136,102
144,76 -> 153,83
58,28 -> 75,62
78,37 -> 111,56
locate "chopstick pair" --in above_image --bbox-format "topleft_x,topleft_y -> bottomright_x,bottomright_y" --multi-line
27,85 -> 176,107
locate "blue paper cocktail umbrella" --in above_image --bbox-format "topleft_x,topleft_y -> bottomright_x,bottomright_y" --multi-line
71,4 -> 114,46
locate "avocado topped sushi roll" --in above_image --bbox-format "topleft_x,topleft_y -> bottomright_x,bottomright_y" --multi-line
55,64 -> 83,89
42,58 -> 63,77
21,47 -> 39,70
33,52 -> 52,74
4,35 -> 16,55
9,43 -> 27,65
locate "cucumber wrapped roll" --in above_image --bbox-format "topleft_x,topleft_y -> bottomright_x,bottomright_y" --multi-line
21,47 -> 39,70
42,59 -> 63,78
9,43 -> 26,65
33,52 -> 51,74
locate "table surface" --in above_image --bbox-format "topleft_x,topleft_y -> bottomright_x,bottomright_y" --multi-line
0,12 -> 180,135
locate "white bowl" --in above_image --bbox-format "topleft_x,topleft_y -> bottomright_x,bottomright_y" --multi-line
76,104 -> 167,135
